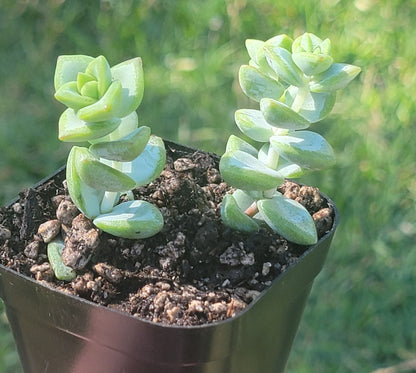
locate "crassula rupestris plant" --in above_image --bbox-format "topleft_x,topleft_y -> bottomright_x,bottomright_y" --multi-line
49,55 -> 166,280
220,32 -> 361,245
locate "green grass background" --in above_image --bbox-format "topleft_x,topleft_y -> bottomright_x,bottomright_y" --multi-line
0,1 -> 415,372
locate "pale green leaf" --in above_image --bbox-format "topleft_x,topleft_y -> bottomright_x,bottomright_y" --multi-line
292,52 -> 333,76
111,57 -> 145,117
47,239 -> 77,281
310,63 -> 361,93
115,135 -> 166,187
77,80 -> 123,122
270,131 -> 335,170
284,86 -> 336,123
58,108 -> 121,142
80,80 -> 99,100
264,46 -> 305,87
260,98 -> 310,130
239,65 -> 284,102
235,109 -> 274,142
257,195 -> 317,245
55,81 -> 96,111
54,55 -> 94,91
85,55 -> 112,97
221,194 -> 259,233
89,111 -> 138,143
89,126 -> 151,162
219,150 -> 284,191
74,147 -> 136,192
66,147 -> 103,219
225,135 -> 258,156
93,200 -> 163,239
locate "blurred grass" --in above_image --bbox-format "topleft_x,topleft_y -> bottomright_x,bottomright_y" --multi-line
0,0 -> 415,372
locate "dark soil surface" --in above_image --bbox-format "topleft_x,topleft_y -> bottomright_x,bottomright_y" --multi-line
0,141 -> 334,326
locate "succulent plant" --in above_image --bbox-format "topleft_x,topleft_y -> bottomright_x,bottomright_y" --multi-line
50,55 -> 166,279
220,32 -> 361,245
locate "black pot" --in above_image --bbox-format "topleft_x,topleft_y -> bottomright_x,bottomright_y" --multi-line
0,141 -> 339,373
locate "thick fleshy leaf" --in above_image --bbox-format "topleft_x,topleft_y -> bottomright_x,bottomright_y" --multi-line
264,46 -> 305,87
221,194 -> 259,233
239,65 -> 284,102
74,147 -> 136,192
284,86 -> 336,123
245,39 -> 264,64
292,33 -> 327,54
116,135 -> 166,187
111,57 -> 145,117
77,80 -> 123,122
225,135 -> 258,156
219,150 -> 284,191
66,147 -> 103,218
47,239 -> 76,281
93,200 -> 163,239
260,98 -> 310,130
265,34 -> 293,52
89,111 -> 138,144
292,52 -> 333,76
235,109 -> 274,142
270,131 -> 335,170
232,189 -> 256,210
80,80 -> 99,99
77,72 -> 95,92
58,108 -> 121,142
310,63 -> 361,93
55,81 -> 96,111
54,55 -> 94,91
85,55 -> 112,97
89,126 -> 151,162
257,195 -> 317,245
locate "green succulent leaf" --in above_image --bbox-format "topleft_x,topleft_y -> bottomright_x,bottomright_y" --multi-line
284,86 -> 336,123
85,55 -> 112,97
58,108 -> 121,142
245,39 -> 264,65
74,147 -> 136,192
221,194 -> 259,233
77,72 -> 96,92
235,109 -> 274,142
258,143 -> 305,178
110,57 -> 145,118
292,33 -> 329,54
239,65 -> 284,102
219,150 -> 284,191
89,111 -> 138,144
77,80 -> 123,122
54,55 -> 94,91
54,81 -> 97,111
292,52 -> 333,76
257,195 -> 317,245
80,80 -> 99,100
93,200 -> 163,239
115,135 -> 166,187
232,189 -> 256,210
260,98 -> 310,130
265,34 -> 293,52
47,239 -> 76,281
225,135 -> 258,156
264,46 -> 305,87
309,63 -> 361,93
66,147 -> 103,219
89,126 -> 151,162
270,131 -> 335,170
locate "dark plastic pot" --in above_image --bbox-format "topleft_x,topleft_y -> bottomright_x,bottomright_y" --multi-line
0,141 -> 339,373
